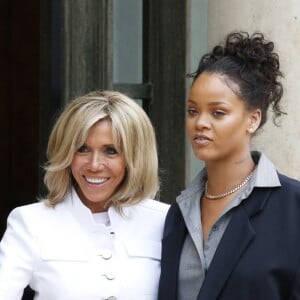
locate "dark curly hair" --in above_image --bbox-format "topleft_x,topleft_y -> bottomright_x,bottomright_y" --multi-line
189,31 -> 285,127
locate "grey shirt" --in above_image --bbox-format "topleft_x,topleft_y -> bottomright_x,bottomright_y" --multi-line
176,152 -> 281,300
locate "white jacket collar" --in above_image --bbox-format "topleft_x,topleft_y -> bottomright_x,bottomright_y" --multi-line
62,188 -> 133,234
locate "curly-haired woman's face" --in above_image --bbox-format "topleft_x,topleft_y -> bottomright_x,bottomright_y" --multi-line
186,72 -> 259,163
71,119 -> 126,212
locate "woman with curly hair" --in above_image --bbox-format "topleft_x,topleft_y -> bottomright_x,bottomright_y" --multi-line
158,31 -> 300,300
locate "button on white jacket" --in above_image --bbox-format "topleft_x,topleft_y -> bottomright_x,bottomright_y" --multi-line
0,189 -> 169,300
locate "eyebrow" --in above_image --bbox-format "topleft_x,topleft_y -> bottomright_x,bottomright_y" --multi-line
187,99 -> 229,106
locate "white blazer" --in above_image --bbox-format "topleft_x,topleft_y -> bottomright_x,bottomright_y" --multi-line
0,189 -> 169,300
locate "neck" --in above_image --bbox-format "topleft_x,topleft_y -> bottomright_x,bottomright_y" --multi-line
204,154 -> 255,195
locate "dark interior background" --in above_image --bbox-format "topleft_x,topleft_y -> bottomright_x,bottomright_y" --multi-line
0,0 -> 40,237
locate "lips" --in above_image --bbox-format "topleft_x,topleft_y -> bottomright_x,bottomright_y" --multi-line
193,135 -> 212,145
84,176 -> 109,184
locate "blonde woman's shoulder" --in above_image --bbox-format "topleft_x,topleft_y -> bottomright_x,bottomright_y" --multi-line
138,198 -> 170,214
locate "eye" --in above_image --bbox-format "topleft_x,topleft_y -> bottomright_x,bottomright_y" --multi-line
77,145 -> 89,153
212,110 -> 226,117
105,146 -> 118,155
187,108 -> 198,116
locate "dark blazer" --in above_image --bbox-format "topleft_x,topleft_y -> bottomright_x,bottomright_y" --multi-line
158,173 -> 300,300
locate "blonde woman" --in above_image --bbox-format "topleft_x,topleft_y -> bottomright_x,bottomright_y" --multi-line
0,91 -> 169,300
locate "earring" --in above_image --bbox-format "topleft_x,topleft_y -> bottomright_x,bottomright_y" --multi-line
248,127 -> 255,133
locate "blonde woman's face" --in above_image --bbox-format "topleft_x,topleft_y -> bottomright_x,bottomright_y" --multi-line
71,120 -> 126,212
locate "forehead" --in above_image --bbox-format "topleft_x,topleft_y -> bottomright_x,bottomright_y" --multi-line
85,119 -> 123,148
86,119 -> 112,138
188,72 -> 243,105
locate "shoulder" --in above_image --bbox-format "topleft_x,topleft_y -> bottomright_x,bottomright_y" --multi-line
2,202 -> 55,251
112,199 -> 169,224
124,199 -> 170,221
138,199 -> 170,214
7,200 -> 68,229
275,173 -> 300,201
278,172 -> 300,189
164,201 -> 184,228
8,201 -> 48,220
261,173 -> 300,221
112,200 -> 170,240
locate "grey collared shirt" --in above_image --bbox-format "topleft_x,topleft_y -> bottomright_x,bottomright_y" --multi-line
176,152 -> 281,300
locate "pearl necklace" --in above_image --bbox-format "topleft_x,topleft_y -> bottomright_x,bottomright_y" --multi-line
204,172 -> 254,200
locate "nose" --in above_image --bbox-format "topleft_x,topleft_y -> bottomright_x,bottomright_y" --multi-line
195,113 -> 211,130
89,153 -> 107,170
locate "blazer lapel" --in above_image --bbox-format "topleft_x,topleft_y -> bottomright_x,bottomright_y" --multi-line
197,188 -> 272,300
158,203 -> 187,300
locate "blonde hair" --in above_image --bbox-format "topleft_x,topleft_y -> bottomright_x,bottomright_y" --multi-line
43,90 -> 159,208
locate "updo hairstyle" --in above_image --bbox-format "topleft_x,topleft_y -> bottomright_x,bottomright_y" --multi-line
189,31 -> 285,127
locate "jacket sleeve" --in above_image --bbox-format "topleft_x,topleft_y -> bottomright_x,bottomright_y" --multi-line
0,207 -> 37,299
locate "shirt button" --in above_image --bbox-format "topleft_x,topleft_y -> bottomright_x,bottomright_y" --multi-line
98,249 -> 112,260
212,225 -> 218,231
103,272 -> 115,280
101,249 -> 112,260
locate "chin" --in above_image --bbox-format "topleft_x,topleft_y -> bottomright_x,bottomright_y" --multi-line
193,151 -> 209,161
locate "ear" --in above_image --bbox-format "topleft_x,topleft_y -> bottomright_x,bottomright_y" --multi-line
247,109 -> 261,134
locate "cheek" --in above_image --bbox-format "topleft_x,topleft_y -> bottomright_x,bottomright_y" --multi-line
216,122 -> 247,146
186,119 -> 194,137
219,117 -> 247,135
70,157 -> 82,177
113,159 -> 126,180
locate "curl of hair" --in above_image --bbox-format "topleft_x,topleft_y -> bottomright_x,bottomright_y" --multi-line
189,31 -> 285,127
42,91 -> 159,209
